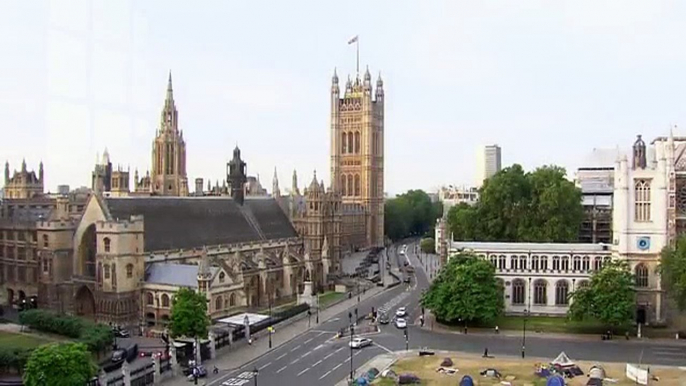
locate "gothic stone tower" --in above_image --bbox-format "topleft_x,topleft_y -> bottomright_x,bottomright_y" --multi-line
330,68 -> 385,248
151,72 -> 189,196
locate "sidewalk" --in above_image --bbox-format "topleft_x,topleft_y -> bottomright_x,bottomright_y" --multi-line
163,266 -> 398,385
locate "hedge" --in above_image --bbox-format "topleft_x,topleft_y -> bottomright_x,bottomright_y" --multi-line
18,310 -> 113,354
0,346 -> 31,375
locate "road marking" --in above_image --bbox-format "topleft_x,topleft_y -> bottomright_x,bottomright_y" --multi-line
319,370 -> 333,380
297,367 -> 311,376
324,352 -> 336,360
313,344 -> 324,351
276,365 -> 288,373
259,361 -> 272,370
304,337 -> 314,344
332,363 -> 343,371
300,351 -> 311,359
312,359 -> 323,367
290,358 -> 300,365
373,342 -> 394,354
290,346 -> 299,352
276,353 -> 287,360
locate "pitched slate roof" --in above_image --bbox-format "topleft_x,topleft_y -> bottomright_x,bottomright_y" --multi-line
104,196 -> 298,251
145,263 -> 219,287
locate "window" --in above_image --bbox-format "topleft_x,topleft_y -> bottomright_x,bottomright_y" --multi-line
347,175 -> 353,196
489,255 -> 496,266
561,256 -> 569,271
519,255 -> 527,270
104,264 -> 110,279
534,280 -> 547,305
498,255 -> 506,270
578,280 -> 589,289
594,257 -> 603,271
341,132 -> 347,153
348,132 -> 354,154
555,280 -> 569,305
354,131 -> 360,153
511,279 -> 525,305
531,256 -> 539,271
215,296 -> 223,311
573,256 -> 581,271
146,292 -> 154,306
219,272 -> 226,283
510,255 -> 518,270
635,264 -> 649,287
634,179 -> 651,222
126,264 -> 133,279
229,293 -> 236,307
582,256 -> 590,271
42,235 -> 48,248
103,237 -> 111,253
354,174 -> 360,196
552,256 -> 560,271
540,256 -> 548,270
341,175 -> 347,196
161,294 -> 170,307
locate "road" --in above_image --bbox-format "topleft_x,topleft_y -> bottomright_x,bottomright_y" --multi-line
208,240 -> 686,386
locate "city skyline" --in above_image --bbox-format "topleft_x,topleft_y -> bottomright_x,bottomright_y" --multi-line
2,1 -> 686,195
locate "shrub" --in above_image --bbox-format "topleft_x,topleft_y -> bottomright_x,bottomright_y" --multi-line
0,346 -> 32,374
18,310 -> 112,354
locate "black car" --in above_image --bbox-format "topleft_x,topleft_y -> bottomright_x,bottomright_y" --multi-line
378,313 -> 390,324
112,327 -> 130,338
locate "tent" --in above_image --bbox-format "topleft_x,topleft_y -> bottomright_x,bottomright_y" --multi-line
459,375 -> 474,386
547,376 -> 565,386
551,352 -> 576,368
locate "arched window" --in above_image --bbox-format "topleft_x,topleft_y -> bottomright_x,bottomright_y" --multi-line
489,255 -> 496,266
519,255 -> 527,270
219,272 -> 226,283
534,280 -> 547,305
573,256 -> 581,271
215,296 -> 223,311
104,264 -> 110,279
634,179 -> 651,222
126,264 -> 133,279
354,174 -> 360,196
511,279 -> 525,305
42,234 -> 48,248
341,175 -> 347,196
103,237 -> 111,253
146,292 -> 154,306
510,255 -> 518,270
348,132 -> 354,154
594,257 -> 603,271
531,255 -> 539,271
161,294 -> 170,307
347,175 -> 353,196
582,256 -> 590,271
354,131 -> 361,153
540,255 -> 548,270
561,256 -> 569,271
341,132 -> 347,153
229,293 -> 236,307
552,256 -> 560,271
635,264 -> 649,287
498,255 -> 506,270
555,280 -> 569,305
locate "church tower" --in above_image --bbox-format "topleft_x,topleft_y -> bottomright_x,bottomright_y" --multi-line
151,72 -> 189,196
329,67 -> 385,248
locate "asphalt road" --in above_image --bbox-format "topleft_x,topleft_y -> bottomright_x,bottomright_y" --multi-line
209,240 -> 686,386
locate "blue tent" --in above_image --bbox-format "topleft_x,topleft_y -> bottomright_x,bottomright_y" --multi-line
459,375 -> 474,386
546,375 -> 565,386
355,376 -> 369,385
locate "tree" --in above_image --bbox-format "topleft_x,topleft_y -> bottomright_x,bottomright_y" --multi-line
169,287 -> 210,339
421,253 -> 503,324
659,236 -> 686,311
419,238 -> 435,254
23,343 -> 97,386
447,164 -> 583,242
568,260 -> 635,330
384,189 -> 442,241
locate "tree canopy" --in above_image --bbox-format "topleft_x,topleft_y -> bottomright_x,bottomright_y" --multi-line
169,287 -> 210,339
660,236 -> 686,311
420,238 -> 435,254
23,343 -> 97,386
421,253 -> 503,324
448,164 -> 583,242
568,260 -> 635,329
385,189 -> 442,241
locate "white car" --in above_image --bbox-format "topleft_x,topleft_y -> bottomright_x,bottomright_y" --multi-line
349,337 -> 373,349
395,307 -> 407,317
395,318 -> 407,329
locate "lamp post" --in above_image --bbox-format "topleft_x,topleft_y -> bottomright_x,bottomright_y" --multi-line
357,282 -> 360,303
522,308 -> 529,358
268,283 -> 273,349
349,324 -> 355,381
404,327 -> 409,351
316,293 -> 320,324
252,366 -> 259,386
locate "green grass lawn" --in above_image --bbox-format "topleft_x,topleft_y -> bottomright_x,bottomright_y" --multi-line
0,330 -> 56,349
319,291 -> 345,308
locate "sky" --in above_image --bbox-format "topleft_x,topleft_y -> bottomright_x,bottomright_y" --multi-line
2,1 -> 686,196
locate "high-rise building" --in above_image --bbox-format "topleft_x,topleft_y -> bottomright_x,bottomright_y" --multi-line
476,144 -> 502,186
329,68 -> 385,248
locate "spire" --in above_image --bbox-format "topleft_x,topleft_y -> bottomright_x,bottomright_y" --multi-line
332,68 -> 338,84
166,71 -> 174,102
4,161 -> 9,185
292,169 -> 299,195
21,159 -> 26,172
39,161 -> 44,181
364,66 -> 371,82
272,167 -> 280,198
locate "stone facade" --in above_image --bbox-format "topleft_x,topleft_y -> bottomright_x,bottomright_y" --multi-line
3,160 -> 44,199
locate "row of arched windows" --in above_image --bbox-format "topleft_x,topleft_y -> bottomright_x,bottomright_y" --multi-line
340,174 -> 361,197
487,254 -> 610,273
99,263 -> 134,281
214,293 -> 237,311
341,131 -> 361,154
510,279 -> 583,306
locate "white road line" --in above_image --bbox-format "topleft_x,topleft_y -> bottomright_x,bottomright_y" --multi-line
276,353 -> 287,360
304,337 -> 314,344
290,347 -> 299,352
373,342 -> 394,354
290,358 -> 300,365
297,367 -> 311,376
276,365 -> 288,373
332,363 -> 343,371
324,352 -> 336,360
259,361 -> 272,370
344,356 -> 351,363
312,359 -> 323,367
319,370 -> 333,380
313,344 -> 324,351
300,352 -> 310,359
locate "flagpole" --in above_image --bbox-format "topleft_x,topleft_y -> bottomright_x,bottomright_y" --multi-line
356,37 -> 360,76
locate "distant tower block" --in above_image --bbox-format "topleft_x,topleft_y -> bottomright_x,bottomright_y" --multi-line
195,178 -> 204,195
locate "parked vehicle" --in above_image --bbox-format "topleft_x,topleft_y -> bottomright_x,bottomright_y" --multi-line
349,337 -> 373,349
112,327 -> 130,338
396,307 -> 407,317
395,318 -> 407,329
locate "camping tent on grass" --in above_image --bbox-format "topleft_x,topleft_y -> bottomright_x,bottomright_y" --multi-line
551,352 -> 575,368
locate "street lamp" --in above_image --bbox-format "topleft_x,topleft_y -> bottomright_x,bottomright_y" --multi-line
522,308 -> 529,358
316,293 -> 320,324
357,282 -> 360,303
404,328 -> 409,351
349,324 -> 355,381
252,366 -> 259,386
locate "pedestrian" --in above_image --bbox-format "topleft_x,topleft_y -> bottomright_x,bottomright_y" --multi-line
483,347 -> 489,357
248,338 -> 252,345
495,325 -> 499,334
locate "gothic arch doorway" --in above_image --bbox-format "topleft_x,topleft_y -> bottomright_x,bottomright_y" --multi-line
636,307 -> 647,325
75,286 -> 96,318
78,224 -> 97,277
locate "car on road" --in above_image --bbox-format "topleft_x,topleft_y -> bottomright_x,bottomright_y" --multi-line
378,313 -> 390,324
396,307 -> 407,317
395,318 -> 407,329
349,337 -> 373,349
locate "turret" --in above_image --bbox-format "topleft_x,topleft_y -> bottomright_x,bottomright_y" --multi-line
197,247 -> 212,294
39,161 -> 44,182
227,145 -> 247,205
291,169 -> 299,196
21,158 -> 26,173
375,73 -> 384,102
633,134 -> 647,169
4,161 -> 9,185
272,167 -> 280,198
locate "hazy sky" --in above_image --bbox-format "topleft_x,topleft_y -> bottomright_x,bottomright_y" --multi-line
2,1 -> 686,195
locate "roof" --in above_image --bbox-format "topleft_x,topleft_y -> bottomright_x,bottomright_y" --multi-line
450,241 -> 611,253
104,196 -> 298,251
145,263 -> 219,288
578,148 -> 623,169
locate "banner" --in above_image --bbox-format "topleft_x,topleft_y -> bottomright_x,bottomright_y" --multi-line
626,363 -> 649,385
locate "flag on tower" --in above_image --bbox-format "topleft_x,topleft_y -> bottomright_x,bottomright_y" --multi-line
348,35 -> 358,44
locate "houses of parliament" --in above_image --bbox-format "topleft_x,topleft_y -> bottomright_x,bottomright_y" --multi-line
0,68 -> 385,328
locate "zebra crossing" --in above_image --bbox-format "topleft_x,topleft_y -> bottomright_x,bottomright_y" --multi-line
377,292 -> 410,315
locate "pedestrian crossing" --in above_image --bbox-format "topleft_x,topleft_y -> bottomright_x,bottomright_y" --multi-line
377,292 -> 410,315
651,346 -> 686,363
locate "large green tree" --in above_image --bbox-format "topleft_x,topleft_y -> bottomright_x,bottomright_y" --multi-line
448,164 -> 583,242
169,288 -> 210,339
385,189 -> 442,241
659,236 -> 686,311
568,260 -> 635,330
421,253 -> 503,324
23,343 -> 97,386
